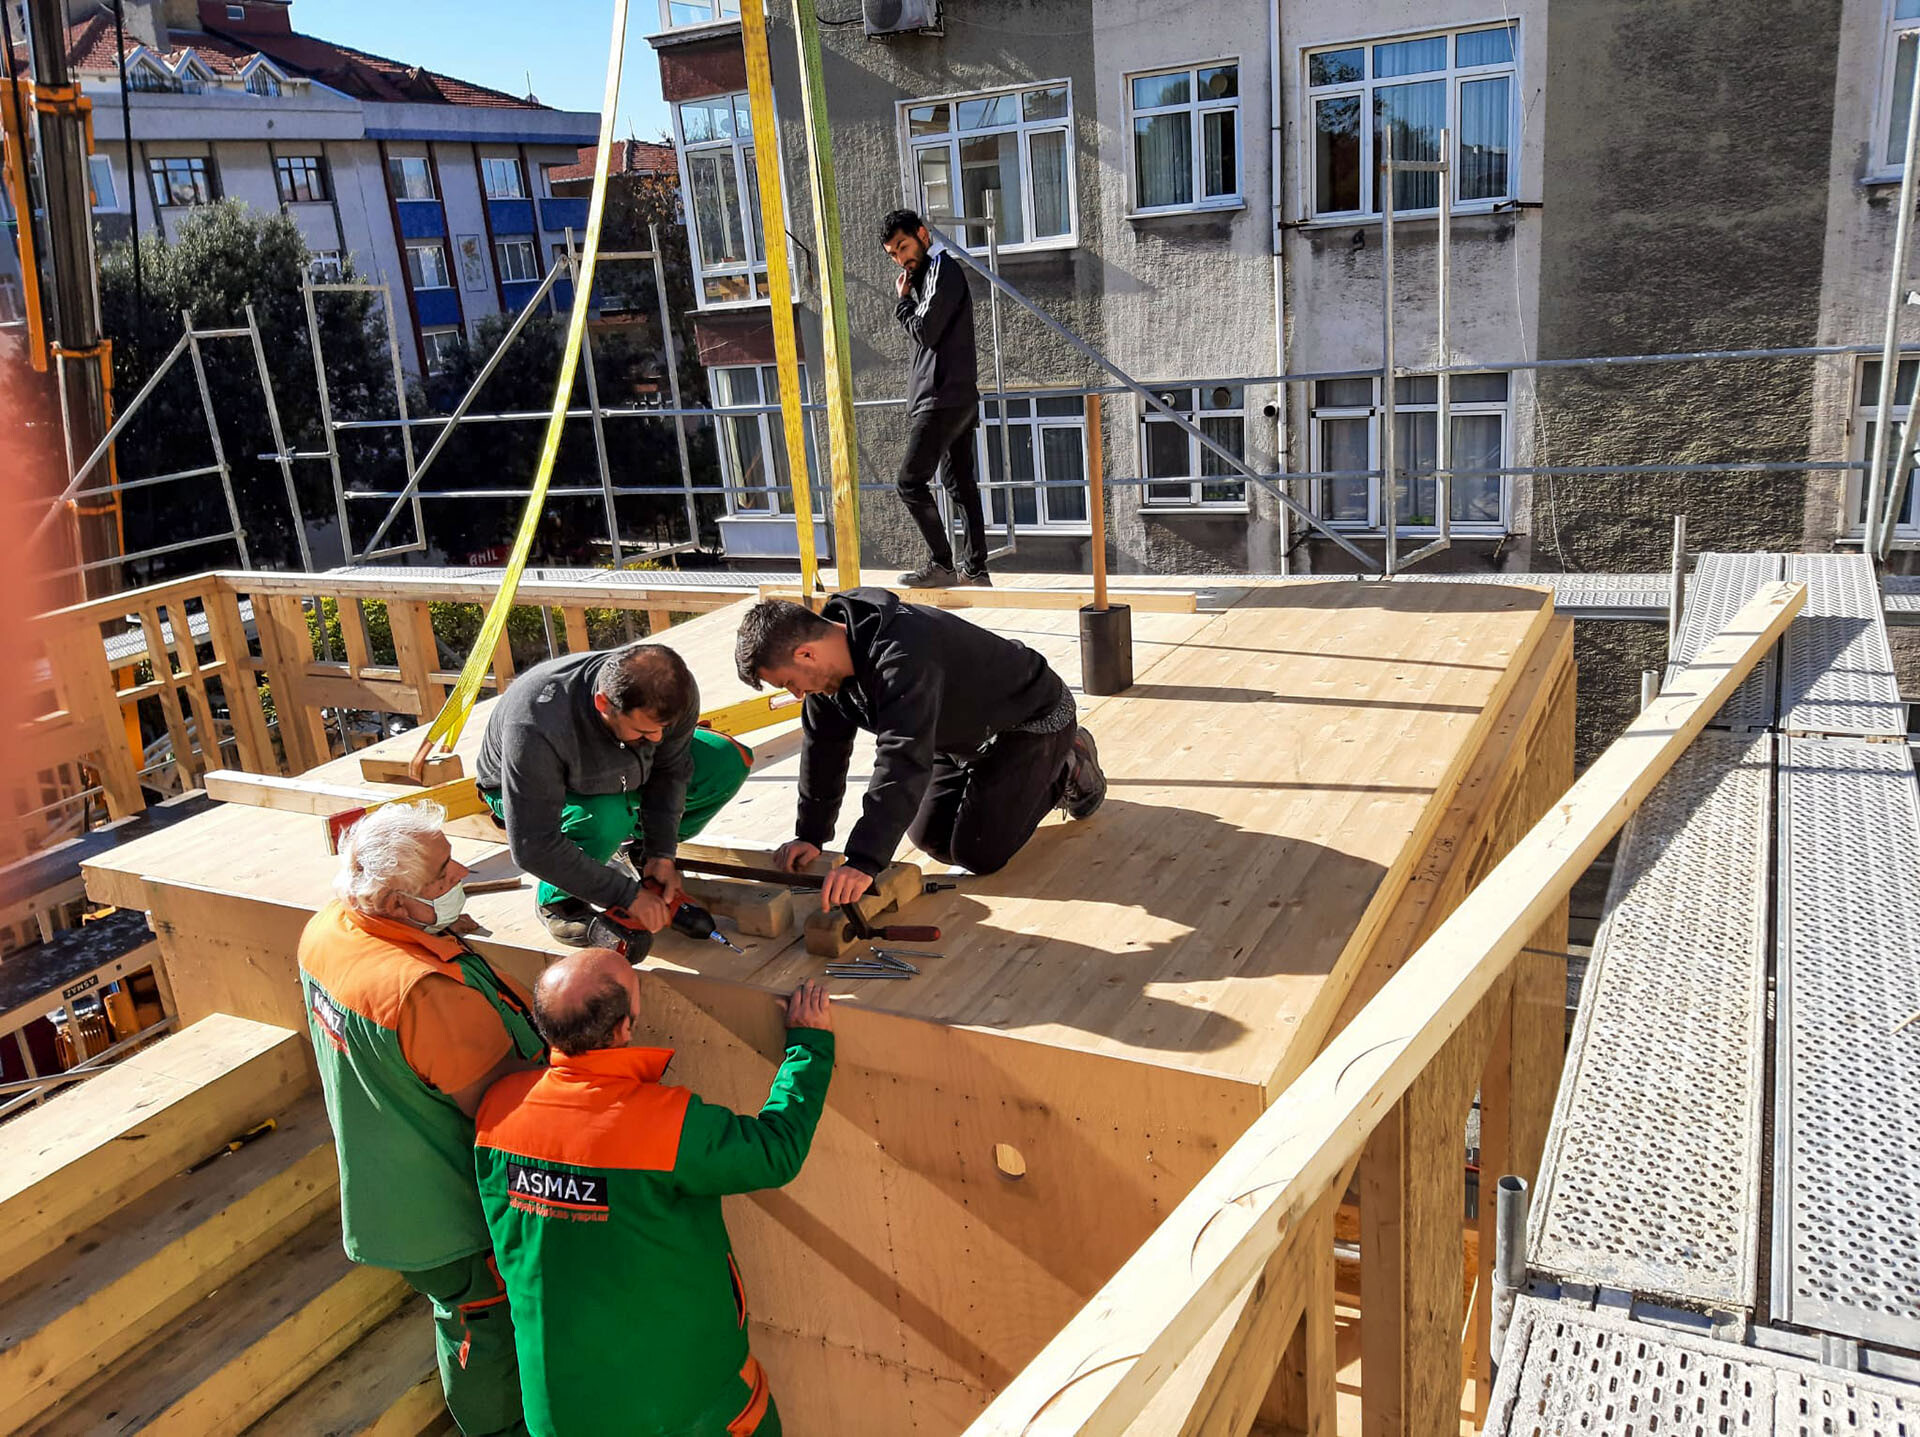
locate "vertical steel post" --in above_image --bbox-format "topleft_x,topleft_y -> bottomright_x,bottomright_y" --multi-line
649,222 -> 701,551
183,310 -> 252,568
367,283 -> 425,558
1667,513 -> 1688,659
301,281 -> 355,560
1436,128 -> 1452,550
1380,128 -> 1399,577
1866,63 -> 1920,557
565,230 -> 623,572
245,302 -> 314,572
1488,1174 -> 1529,1378
985,189 -> 1016,560
1883,401 -> 1920,556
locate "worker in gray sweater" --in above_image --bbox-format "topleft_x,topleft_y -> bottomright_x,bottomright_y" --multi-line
474,644 -> 752,946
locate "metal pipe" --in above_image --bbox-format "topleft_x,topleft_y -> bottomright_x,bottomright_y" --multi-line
52,529 -> 243,577
1489,1174 -> 1529,1378
183,310 -> 252,568
1380,127 -> 1399,577
1868,64 -> 1920,557
923,221 -> 1380,571
187,326 -> 253,340
651,222 -> 702,549
986,191 -> 1017,560
301,280 -> 355,560
566,233 -> 623,570
16,462 -> 223,504
358,260 -> 569,556
1883,403 -> 1920,557
1667,513 -> 1687,659
1399,133 -> 1454,570
1640,669 -> 1659,711
246,302 -> 314,572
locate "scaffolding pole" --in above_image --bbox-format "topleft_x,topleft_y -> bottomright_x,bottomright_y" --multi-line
1398,130 -> 1452,568
1381,128 -> 1399,576
1866,62 -> 1920,558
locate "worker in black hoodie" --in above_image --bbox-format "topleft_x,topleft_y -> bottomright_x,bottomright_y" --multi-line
733,593 -> 1106,910
882,208 -> 991,590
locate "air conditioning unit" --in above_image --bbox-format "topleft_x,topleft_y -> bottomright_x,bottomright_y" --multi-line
863,0 -> 938,37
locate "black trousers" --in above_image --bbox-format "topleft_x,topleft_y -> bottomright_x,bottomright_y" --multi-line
908,724 -> 1077,875
896,403 -> 988,575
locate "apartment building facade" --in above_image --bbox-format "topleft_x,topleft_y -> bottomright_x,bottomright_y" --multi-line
17,0 -> 596,376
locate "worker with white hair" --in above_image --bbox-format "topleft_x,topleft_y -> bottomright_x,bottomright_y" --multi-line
298,799 -> 545,1437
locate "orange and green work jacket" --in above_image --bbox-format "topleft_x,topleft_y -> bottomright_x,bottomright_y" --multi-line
474,1032 -> 834,1437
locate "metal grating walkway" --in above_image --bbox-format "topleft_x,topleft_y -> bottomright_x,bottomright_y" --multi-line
1667,553 -> 1784,729
1488,1299 -> 1920,1437
1780,555 -> 1907,738
1530,730 -> 1773,1313
1775,737 -> 1920,1351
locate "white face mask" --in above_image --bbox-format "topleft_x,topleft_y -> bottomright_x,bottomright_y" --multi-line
407,882 -> 467,934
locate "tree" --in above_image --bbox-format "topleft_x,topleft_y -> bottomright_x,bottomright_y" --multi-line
98,201 -> 399,577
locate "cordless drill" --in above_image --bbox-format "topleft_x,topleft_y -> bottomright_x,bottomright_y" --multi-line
644,878 -> 744,953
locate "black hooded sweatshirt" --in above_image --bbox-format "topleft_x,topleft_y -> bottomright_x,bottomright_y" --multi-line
795,588 -> 1065,874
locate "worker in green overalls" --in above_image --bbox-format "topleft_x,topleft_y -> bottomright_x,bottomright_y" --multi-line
475,949 -> 835,1436
475,641 -> 752,947
300,799 -> 547,1436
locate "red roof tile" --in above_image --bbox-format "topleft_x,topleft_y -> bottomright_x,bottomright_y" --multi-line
547,139 -> 677,182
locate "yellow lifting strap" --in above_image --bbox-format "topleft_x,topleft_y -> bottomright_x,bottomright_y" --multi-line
408,0 -> 633,776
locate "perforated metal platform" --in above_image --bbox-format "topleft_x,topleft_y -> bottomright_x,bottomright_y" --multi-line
1530,730 -> 1773,1313
1775,737 -> 1920,1350
1667,553 -> 1783,728
1887,575 -> 1920,625
1488,1299 -> 1920,1437
1780,555 -> 1907,738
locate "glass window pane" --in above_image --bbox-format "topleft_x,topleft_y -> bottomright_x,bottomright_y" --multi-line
1862,359 -> 1920,406
1458,77 -> 1511,201
1457,23 -> 1516,67
1202,110 -> 1237,198
1452,372 -> 1509,403
1901,0 -> 1920,17
725,413 -> 769,509
1317,377 -> 1374,407
680,97 -> 733,144
1894,34 -> 1920,168
1309,47 -> 1363,87
1135,112 -> 1193,208
1450,413 -> 1503,522
668,0 -> 710,22
915,146 -> 953,223
1036,396 -> 1080,417
1006,398 -> 1031,418
1374,35 -> 1447,78
690,152 -> 747,268
1023,84 -> 1069,120
1199,65 -> 1238,100
1394,411 -> 1438,522
1198,414 -> 1244,476
1320,416 -> 1371,522
1145,419 -> 1190,478
743,146 -> 765,260
1314,96 -> 1362,213
1042,428 -> 1086,522
1394,375 -> 1438,404
957,93 -> 1018,130
1375,80 -> 1444,209
909,104 -> 949,136
1029,129 -> 1070,237
961,133 -> 1025,244
735,95 -> 754,140
1132,71 -> 1191,110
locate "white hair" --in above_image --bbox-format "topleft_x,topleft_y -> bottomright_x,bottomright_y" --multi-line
334,800 -> 447,915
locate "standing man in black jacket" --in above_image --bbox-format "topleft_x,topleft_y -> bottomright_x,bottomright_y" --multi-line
883,208 -> 991,589
733,593 -> 1106,908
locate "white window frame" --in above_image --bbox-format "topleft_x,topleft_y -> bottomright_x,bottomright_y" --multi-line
1874,0 -> 1920,179
405,241 -> 453,291
88,155 -> 122,212
658,0 -> 740,27
172,52 -> 215,94
495,237 -> 540,284
420,327 -> 462,377
1306,373 -> 1512,533
1138,385 -> 1250,511
900,81 -> 1078,254
673,93 -> 773,310
481,155 -> 527,200
241,58 -> 284,97
1302,21 -> 1518,221
1125,61 -> 1243,215
387,153 -> 437,202
711,363 -> 824,519
126,54 -> 179,93
309,250 -> 345,282
1849,358 -> 1920,539
978,395 -> 1091,532
148,155 -> 214,208
273,152 -> 328,204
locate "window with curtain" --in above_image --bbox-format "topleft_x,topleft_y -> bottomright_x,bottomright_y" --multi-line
274,154 -> 328,204
405,242 -> 452,290
678,93 -> 773,306
1128,63 -> 1241,212
1880,0 -> 1920,173
1853,359 -> 1920,536
713,364 -> 824,518
148,156 -> 214,208
387,154 -> 435,201
481,156 -> 527,199
1306,23 -> 1516,217
903,83 -> 1075,250
1309,373 -> 1511,530
978,397 -> 1089,528
1140,386 -> 1247,507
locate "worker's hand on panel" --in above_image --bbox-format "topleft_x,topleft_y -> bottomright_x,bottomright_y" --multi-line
642,856 -> 685,908
609,888 -> 672,934
785,979 -> 833,1032
775,838 -> 822,873
820,864 -> 873,911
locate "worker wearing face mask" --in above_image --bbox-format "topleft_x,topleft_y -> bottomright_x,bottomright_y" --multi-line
298,799 -> 547,1437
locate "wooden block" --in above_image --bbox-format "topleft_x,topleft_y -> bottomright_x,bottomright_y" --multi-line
359,753 -> 465,787
0,1014 -> 310,1286
246,1292 -> 445,1437
802,862 -> 925,959
680,875 -> 793,939
0,1096 -> 338,1432
36,1211 -> 407,1437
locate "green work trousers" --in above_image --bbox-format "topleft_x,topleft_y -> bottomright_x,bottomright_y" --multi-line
484,728 -> 753,908
401,1250 -> 529,1437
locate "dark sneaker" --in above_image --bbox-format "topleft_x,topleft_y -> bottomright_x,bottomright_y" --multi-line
539,897 -> 596,947
899,561 -> 958,588
1059,727 -> 1106,820
958,569 -> 993,587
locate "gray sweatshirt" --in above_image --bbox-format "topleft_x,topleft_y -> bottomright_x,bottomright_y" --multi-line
474,650 -> 695,911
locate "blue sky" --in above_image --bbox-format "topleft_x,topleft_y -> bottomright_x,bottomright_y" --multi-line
299,1 -> 673,141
